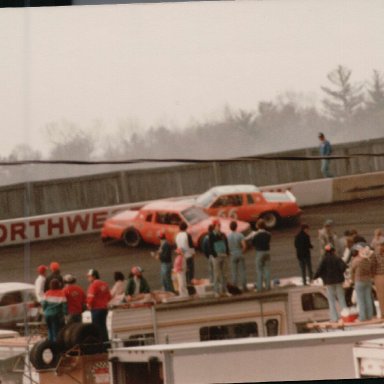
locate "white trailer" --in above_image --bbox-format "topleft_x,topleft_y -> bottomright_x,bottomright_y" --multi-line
109,328 -> 384,384
110,284 -> 332,347
353,336 -> 384,378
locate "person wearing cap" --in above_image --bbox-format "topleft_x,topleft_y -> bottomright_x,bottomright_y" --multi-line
175,222 -> 195,285
42,279 -> 67,342
153,232 -> 175,293
372,238 -> 384,318
125,266 -> 151,301
86,269 -> 111,342
63,274 -> 86,324
44,261 -> 64,292
209,219 -> 230,295
314,244 -> 347,322
35,265 -> 47,303
318,132 -> 332,178
318,219 -> 340,257
173,248 -> 188,297
351,243 -> 375,321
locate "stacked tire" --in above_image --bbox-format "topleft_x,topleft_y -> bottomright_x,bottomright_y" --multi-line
30,323 -> 104,370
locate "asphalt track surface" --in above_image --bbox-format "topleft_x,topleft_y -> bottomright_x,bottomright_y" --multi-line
1,197 -> 383,291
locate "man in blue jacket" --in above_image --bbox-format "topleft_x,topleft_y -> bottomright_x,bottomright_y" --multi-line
318,132 -> 332,178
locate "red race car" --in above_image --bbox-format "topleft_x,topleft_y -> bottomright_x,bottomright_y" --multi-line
101,200 -> 250,248
193,184 -> 302,229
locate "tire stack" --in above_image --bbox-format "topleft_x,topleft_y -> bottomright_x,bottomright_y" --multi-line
29,323 -> 104,371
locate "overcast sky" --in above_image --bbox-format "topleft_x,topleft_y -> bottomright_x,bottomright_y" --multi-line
0,0 -> 383,157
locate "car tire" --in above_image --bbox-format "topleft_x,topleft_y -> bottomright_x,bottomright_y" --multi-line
260,212 -> 279,229
123,229 -> 142,247
69,323 -> 103,355
30,339 -> 61,370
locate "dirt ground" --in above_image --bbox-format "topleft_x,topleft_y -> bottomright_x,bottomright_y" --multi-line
1,197 -> 383,291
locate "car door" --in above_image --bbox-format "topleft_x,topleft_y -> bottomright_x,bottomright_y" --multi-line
210,194 -> 244,219
0,290 -> 23,328
152,211 -> 182,245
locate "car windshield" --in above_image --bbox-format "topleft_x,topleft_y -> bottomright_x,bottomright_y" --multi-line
195,191 -> 217,208
181,207 -> 210,225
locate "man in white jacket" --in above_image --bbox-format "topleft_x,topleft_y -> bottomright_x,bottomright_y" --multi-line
175,222 -> 195,285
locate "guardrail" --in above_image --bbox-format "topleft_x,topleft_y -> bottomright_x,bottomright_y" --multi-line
1,171 -> 383,247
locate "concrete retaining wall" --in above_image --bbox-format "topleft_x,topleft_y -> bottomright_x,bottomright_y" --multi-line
1,172 -> 382,247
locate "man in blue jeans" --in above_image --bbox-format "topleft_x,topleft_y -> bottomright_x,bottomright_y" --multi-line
314,244 -> 347,322
318,132 -> 332,178
247,219 -> 271,292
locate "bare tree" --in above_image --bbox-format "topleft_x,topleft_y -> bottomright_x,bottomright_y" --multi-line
46,121 -> 96,160
366,69 -> 384,111
321,65 -> 364,121
8,144 -> 42,161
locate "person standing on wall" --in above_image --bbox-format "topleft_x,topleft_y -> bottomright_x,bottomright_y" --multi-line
294,224 -> 313,286
175,222 -> 195,285
86,269 -> 111,343
318,132 -> 332,178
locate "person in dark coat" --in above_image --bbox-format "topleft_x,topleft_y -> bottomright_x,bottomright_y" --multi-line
314,244 -> 347,322
294,224 -> 313,285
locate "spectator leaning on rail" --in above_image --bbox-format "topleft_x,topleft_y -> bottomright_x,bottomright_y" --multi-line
294,224 -> 313,286
86,269 -> 111,343
175,222 -> 196,285
42,278 -> 67,342
246,219 -> 272,292
314,244 -> 347,322
44,261 -> 64,292
35,265 -> 47,303
318,132 -> 332,178
372,238 -> 384,318
227,220 -> 247,291
351,243 -> 375,321
125,266 -> 151,301
209,219 -> 230,295
63,274 -> 86,324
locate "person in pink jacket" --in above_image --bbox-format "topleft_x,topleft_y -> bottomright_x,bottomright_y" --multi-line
173,248 -> 188,297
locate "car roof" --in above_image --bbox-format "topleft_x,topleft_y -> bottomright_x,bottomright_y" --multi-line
206,185 -> 260,195
0,282 -> 35,294
143,200 -> 194,212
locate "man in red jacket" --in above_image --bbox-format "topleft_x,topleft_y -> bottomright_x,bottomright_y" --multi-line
63,274 -> 86,324
86,269 -> 111,342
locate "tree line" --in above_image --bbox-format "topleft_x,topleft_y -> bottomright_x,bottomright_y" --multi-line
3,65 -> 384,163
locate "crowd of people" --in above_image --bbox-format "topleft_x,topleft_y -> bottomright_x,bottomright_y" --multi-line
297,220 -> 384,323
35,220 -> 384,342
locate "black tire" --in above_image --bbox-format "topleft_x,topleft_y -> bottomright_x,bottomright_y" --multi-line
260,212 -> 280,229
29,339 -> 61,370
123,228 -> 142,247
70,323 -> 101,345
56,323 -> 77,351
69,323 -> 103,355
